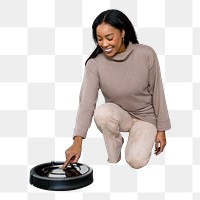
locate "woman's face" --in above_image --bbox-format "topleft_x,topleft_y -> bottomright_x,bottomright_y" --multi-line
96,22 -> 125,57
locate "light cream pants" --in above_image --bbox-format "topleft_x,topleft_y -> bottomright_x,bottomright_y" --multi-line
94,103 -> 157,169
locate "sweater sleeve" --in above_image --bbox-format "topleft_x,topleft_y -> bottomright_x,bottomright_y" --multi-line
148,49 -> 171,131
73,59 -> 100,138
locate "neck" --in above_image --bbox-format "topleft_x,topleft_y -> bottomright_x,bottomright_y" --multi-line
118,42 -> 126,53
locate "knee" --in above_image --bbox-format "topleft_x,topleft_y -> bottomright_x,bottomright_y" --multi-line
94,103 -> 119,132
125,153 -> 149,169
94,103 -> 116,123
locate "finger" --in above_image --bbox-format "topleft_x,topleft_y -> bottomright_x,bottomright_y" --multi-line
156,147 -> 162,155
154,147 -> 160,155
156,144 -> 166,155
159,144 -> 166,153
154,143 -> 157,150
154,142 -> 159,151
62,154 -> 74,169
70,155 -> 76,163
62,160 -> 69,169
71,155 -> 80,163
154,141 -> 161,154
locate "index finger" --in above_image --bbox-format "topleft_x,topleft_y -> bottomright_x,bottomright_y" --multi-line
62,154 -> 76,169
62,159 -> 70,169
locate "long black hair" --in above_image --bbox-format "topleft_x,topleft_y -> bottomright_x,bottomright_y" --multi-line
85,9 -> 139,65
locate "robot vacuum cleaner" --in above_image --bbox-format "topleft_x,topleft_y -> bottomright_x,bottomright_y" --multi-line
29,161 -> 93,191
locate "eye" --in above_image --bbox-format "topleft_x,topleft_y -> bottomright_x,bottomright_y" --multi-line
107,37 -> 113,41
97,38 -> 102,42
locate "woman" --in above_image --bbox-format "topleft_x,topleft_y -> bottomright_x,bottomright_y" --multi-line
62,9 -> 171,169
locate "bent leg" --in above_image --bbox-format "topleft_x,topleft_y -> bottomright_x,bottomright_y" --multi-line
125,119 -> 157,169
94,103 -> 134,163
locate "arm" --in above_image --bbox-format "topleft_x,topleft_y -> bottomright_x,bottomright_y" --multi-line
62,59 -> 100,168
148,49 -> 171,131
62,136 -> 83,169
73,59 -> 100,138
148,49 -> 171,155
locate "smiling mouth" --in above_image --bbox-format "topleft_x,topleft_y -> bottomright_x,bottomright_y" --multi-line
104,47 -> 113,54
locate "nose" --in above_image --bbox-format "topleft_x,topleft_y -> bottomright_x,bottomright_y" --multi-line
102,39 -> 109,48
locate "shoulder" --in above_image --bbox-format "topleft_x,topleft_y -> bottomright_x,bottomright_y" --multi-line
133,44 -> 156,56
86,53 -> 105,69
132,44 -> 160,70
85,58 -> 99,75
86,52 -> 104,64
133,44 -> 158,66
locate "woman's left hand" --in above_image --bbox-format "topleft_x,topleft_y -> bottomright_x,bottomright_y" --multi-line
154,131 -> 167,155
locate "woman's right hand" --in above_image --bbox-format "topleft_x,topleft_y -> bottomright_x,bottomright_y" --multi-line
62,136 -> 83,169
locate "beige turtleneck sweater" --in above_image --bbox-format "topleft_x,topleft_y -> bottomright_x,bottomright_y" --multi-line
73,42 -> 171,138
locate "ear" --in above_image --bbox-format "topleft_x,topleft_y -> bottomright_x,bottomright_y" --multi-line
122,30 -> 125,38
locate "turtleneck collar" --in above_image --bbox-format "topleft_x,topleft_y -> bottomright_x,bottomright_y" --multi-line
104,42 -> 135,62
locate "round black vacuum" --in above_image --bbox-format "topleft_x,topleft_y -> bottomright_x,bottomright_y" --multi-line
29,161 -> 93,191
